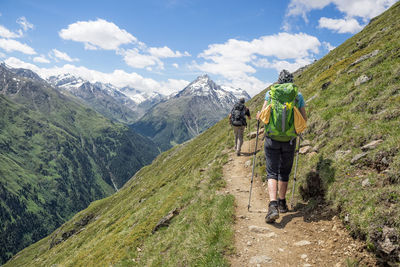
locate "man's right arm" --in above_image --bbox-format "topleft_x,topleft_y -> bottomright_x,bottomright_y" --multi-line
256,100 -> 269,120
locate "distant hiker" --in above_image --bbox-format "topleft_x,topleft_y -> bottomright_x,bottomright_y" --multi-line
256,69 -> 307,223
229,97 -> 251,156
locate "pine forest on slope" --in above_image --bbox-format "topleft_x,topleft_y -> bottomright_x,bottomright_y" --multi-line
0,64 -> 159,264
4,2 -> 400,265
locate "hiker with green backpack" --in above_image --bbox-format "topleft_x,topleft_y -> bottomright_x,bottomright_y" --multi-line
256,70 -> 307,223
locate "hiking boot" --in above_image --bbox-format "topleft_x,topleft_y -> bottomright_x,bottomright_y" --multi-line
265,201 -> 279,223
236,151 -> 240,156
278,198 -> 288,213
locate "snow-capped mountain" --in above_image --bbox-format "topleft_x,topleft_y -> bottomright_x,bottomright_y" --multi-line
47,74 -> 143,124
131,74 -> 251,151
120,86 -> 164,106
48,73 -> 86,89
220,85 -> 250,102
175,74 -> 250,109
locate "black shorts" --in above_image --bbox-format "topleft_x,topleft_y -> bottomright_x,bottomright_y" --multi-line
264,137 -> 296,182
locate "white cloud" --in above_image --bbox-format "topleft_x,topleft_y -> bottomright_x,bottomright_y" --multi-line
330,0 -> 397,19
118,48 -> 162,69
286,0 -> 332,22
158,79 -> 190,95
322,41 -> 336,51
148,46 -> 190,58
4,57 -> 189,95
51,49 -> 79,62
33,55 -> 50,63
0,52 -> 5,58
59,19 -> 136,50
0,25 -> 21,38
287,0 -> 396,20
253,57 -> 314,73
172,63 -> 179,68
16,17 -> 34,32
4,57 -> 39,70
221,75 -> 271,97
118,46 -> 190,69
284,0 -> 396,33
0,38 -> 36,54
194,33 -> 320,95
318,17 -> 363,33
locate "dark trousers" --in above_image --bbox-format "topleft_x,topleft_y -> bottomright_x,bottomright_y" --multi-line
264,137 -> 296,182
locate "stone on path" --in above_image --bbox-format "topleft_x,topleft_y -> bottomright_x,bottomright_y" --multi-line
249,225 -> 271,233
294,240 -> 311,246
263,232 -> 277,238
249,255 -> 272,264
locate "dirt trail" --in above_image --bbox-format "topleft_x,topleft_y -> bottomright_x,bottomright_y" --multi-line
224,137 -> 378,267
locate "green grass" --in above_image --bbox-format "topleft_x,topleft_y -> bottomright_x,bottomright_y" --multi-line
0,66 -> 159,264
5,2 -> 400,265
5,114 -> 237,266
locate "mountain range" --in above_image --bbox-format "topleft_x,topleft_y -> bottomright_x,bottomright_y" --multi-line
4,1 -> 400,265
0,64 -> 159,264
47,74 -> 164,124
0,64 -> 250,263
131,74 -> 250,151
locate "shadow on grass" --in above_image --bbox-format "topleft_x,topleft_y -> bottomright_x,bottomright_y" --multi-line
270,156 -> 337,229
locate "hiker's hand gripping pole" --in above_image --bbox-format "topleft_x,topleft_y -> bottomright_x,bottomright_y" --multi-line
290,135 -> 301,210
248,119 -> 260,211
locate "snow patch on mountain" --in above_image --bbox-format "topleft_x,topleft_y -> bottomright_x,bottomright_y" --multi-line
175,74 -> 250,106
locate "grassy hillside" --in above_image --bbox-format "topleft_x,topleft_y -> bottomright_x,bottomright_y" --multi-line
5,113 -> 239,266
5,2 -> 400,265
0,66 -> 159,263
252,2 -> 400,264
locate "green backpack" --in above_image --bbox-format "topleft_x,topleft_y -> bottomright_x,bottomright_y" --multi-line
265,83 -> 299,142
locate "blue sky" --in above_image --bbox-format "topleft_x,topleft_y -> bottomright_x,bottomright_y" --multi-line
0,0 -> 397,96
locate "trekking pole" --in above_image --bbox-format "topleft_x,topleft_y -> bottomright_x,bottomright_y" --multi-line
248,119 -> 251,154
248,120 -> 260,211
290,135 -> 301,210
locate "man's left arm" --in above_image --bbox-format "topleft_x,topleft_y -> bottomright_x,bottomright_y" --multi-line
246,107 -> 251,120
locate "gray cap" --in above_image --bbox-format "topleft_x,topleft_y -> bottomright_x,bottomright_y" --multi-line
278,69 -> 293,84
239,97 -> 245,104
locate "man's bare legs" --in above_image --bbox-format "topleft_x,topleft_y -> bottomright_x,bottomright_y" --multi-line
267,179 -> 288,201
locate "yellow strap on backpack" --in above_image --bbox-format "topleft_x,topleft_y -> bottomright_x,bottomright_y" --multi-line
259,104 -> 271,124
293,106 -> 307,134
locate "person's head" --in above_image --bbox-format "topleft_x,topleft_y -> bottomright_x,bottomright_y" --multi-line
239,97 -> 245,104
278,69 -> 293,84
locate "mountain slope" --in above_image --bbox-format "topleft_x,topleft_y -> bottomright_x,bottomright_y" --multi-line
0,65 -> 159,264
4,1 -> 400,265
131,74 -> 250,151
250,2 -> 400,264
48,74 -> 144,124
4,114 -> 237,266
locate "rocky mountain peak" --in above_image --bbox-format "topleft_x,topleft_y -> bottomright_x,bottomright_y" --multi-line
47,73 -> 85,89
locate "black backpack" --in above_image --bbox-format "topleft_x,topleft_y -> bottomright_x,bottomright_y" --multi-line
231,103 -> 246,126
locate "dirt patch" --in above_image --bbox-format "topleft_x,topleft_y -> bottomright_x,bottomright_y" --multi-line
224,137 -> 379,266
